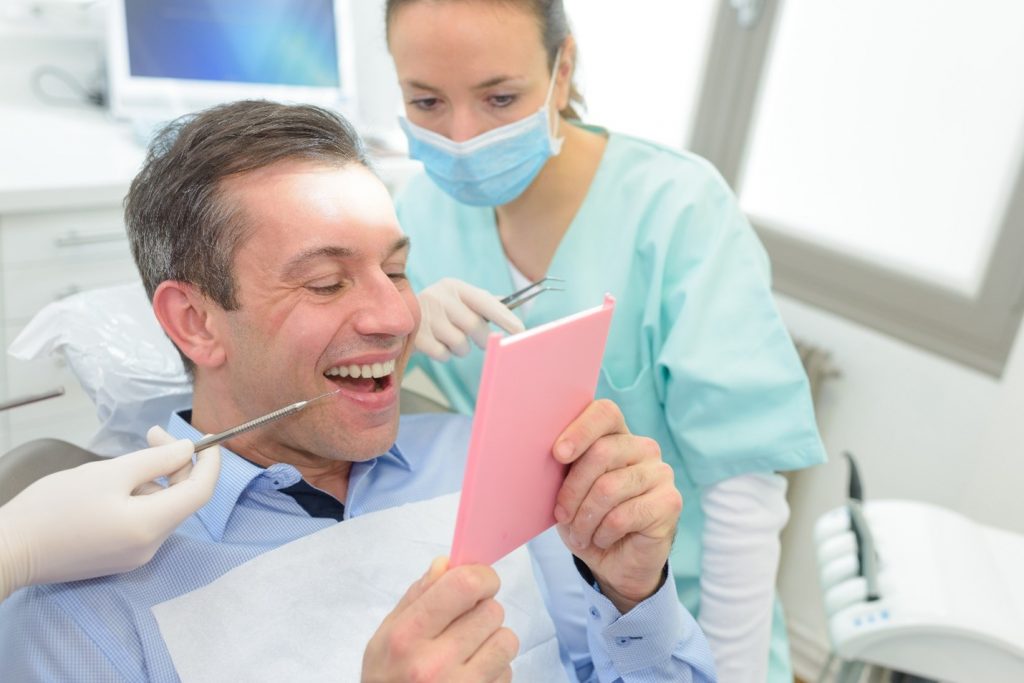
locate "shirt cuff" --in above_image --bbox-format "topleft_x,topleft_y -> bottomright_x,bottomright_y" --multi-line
574,558 -> 696,676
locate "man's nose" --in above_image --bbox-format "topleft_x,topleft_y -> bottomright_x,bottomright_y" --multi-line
351,273 -> 417,338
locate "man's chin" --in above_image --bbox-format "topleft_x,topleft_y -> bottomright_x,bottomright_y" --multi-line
330,420 -> 399,462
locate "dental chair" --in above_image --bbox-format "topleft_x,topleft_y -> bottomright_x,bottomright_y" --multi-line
1,282 -> 450,503
814,454 -> 1024,682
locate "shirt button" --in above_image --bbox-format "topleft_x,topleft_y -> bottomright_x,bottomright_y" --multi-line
615,637 -> 631,647
589,606 -> 600,619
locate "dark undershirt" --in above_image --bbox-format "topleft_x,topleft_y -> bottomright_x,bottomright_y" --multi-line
280,479 -> 346,522
181,410 -> 344,521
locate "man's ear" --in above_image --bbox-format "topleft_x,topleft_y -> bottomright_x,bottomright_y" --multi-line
151,281 -> 228,369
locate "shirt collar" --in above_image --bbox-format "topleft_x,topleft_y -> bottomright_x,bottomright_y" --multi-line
166,410 -> 412,541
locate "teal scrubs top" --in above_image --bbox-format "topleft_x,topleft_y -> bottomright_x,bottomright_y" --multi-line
396,129 -> 827,680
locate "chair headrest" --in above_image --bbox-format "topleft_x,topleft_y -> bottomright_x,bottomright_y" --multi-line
8,282 -> 192,456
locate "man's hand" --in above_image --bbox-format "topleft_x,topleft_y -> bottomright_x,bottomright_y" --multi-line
552,399 -> 682,613
362,557 -> 519,683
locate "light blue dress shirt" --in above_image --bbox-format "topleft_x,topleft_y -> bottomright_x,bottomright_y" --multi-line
0,412 -> 715,682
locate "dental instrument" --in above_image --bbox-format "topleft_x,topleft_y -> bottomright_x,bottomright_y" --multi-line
500,276 -> 565,310
0,387 -> 65,412
192,389 -> 340,452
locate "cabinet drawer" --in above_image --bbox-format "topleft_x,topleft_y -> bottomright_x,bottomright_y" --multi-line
1,207 -> 130,267
2,261 -> 140,324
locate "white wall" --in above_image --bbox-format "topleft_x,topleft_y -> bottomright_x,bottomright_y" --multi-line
774,292 -> 1024,674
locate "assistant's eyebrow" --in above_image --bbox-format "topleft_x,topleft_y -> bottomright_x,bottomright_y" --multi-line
404,76 -> 523,93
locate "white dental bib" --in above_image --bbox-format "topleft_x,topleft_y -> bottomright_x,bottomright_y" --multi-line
152,493 -> 564,681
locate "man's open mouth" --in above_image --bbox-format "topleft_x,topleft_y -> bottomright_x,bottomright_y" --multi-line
324,359 -> 396,393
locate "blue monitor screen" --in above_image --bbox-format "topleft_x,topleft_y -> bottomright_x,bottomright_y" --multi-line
125,0 -> 340,88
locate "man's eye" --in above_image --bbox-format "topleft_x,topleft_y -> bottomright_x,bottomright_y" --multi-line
387,272 -> 408,282
307,283 -> 343,295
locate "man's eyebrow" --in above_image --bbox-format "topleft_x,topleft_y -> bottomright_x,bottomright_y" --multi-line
281,238 -> 409,279
389,236 -> 411,257
281,246 -> 356,279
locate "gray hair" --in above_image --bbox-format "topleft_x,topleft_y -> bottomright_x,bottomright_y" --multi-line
124,100 -> 371,369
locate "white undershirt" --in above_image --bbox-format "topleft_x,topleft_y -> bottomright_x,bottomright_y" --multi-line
700,472 -> 790,682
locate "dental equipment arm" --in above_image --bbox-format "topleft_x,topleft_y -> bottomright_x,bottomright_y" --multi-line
415,278 -> 526,361
0,427 -> 220,602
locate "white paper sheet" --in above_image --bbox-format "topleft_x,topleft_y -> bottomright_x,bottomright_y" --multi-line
152,493 -> 564,681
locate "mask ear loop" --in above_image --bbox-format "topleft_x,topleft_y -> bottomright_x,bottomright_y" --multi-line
545,47 -> 565,152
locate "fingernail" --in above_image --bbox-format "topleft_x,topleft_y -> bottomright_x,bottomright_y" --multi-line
554,505 -> 567,523
554,441 -> 573,461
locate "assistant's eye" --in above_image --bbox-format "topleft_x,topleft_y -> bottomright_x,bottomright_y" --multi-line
488,93 -> 517,108
410,97 -> 440,111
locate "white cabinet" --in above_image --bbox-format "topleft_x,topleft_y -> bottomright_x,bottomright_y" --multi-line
0,104 -> 145,452
0,204 -> 141,452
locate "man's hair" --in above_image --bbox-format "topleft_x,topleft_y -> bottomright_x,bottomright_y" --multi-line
124,100 -> 371,369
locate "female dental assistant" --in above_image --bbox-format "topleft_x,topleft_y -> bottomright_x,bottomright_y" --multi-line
386,1 -> 826,680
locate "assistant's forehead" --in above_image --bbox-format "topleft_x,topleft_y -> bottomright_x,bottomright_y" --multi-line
389,1 -> 547,81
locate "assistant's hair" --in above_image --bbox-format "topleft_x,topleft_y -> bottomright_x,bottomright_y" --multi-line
384,0 -> 585,119
124,100 -> 371,369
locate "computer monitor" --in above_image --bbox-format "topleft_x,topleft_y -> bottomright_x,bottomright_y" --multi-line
106,0 -> 357,122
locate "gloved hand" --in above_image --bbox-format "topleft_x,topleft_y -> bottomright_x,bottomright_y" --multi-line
0,426 -> 220,601
416,278 -> 525,361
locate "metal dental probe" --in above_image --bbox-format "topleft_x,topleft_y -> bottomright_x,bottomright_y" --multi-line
192,389 -> 341,452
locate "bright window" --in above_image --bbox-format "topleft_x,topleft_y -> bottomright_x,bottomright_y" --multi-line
565,0 -> 718,149
737,0 -> 1024,296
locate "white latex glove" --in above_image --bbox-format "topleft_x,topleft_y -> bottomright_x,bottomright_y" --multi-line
0,426 -> 220,601
416,278 -> 525,361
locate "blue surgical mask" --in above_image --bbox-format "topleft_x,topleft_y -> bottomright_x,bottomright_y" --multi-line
399,50 -> 564,207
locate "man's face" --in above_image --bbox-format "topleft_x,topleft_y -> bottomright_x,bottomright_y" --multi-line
213,160 -> 419,462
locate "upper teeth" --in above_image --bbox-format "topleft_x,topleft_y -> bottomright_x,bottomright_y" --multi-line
325,359 -> 396,379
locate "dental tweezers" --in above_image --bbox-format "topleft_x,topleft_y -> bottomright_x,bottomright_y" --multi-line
192,389 -> 340,452
500,276 -> 565,310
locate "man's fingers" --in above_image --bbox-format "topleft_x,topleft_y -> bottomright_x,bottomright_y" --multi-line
385,556 -> 450,626
563,459 -> 665,550
461,627 -> 519,683
554,433 -> 655,525
439,598 -> 507,663
551,399 -> 628,465
396,565 -> 501,640
590,481 -> 681,551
